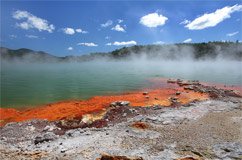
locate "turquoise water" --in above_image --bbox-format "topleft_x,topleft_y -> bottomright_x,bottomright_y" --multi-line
1,60 -> 242,108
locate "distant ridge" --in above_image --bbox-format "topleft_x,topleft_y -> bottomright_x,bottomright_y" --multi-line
1,41 -> 242,62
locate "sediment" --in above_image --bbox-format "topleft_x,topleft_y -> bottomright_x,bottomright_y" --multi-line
0,79 -> 242,159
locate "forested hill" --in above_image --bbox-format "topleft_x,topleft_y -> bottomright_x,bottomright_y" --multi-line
110,42 -> 242,60
1,42 -> 242,62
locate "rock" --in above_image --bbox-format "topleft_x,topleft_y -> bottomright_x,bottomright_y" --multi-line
60,149 -> 66,153
169,97 -> 178,101
176,157 -> 199,160
120,101 -> 130,106
143,92 -> 148,95
129,109 -> 137,113
122,113 -> 127,117
34,132 -> 58,145
43,125 -> 56,132
184,85 -> 194,90
1,137 -> 7,141
110,101 -> 130,107
98,153 -> 143,160
178,80 -> 200,86
153,105 -> 163,110
169,97 -> 179,103
213,142 -> 242,159
145,96 -> 149,99
25,125 -> 36,131
167,79 -> 177,83
131,122 -> 149,129
162,121 -> 171,125
176,91 -> 181,95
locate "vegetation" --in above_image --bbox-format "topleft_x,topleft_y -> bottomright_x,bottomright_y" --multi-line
1,41 -> 242,62
110,41 -> 242,60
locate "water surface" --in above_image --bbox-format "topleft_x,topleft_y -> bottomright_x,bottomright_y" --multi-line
1,60 -> 242,108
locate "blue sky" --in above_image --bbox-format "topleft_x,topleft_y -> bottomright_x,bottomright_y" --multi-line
1,0 -> 242,56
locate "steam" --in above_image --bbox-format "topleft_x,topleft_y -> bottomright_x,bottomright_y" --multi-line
1,46 -> 241,107
1,43 -> 242,87
1,43 -> 242,64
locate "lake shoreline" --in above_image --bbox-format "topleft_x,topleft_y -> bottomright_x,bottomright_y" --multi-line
0,79 -> 241,159
0,79 -> 241,127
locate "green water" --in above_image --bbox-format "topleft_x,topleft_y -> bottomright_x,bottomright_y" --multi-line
1,60 -> 242,108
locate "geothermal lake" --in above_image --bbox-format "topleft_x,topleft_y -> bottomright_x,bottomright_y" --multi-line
1,60 -> 242,108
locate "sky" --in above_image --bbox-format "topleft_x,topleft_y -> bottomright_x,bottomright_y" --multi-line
1,0 -> 242,56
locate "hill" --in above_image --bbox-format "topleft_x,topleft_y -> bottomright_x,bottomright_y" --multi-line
1,42 -> 242,62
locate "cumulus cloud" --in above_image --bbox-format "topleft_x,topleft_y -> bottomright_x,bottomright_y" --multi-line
183,38 -> 192,43
106,40 -> 137,46
185,4 -> 242,30
76,28 -> 88,34
12,10 -> 55,33
62,28 -> 75,35
153,41 -> 165,45
67,47 -> 73,51
111,24 -> 125,32
77,42 -> 98,47
62,28 -> 88,35
101,20 -> 113,27
140,12 -> 168,28
25,34 -> 39,39
226,31 -> 239,37
180,19 -> 190,25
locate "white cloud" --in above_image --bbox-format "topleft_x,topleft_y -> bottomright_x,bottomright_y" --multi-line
185,4 -> 242,30
12,10 -> 55,33
63,28 -> 75,35
101,20 -> 113,27
153,41 -> 165,45
105,36 -> 111,40
226,31 -> 239,37
106,41 -> 137,46
111,24 -> 125,32
25,34 -> 38,39
140,12 -> 168,28
183,38 -> 192,43
67,47 -> 73,51
9,35 -> 17,39
118,19 -> 123,23
76,28 -> 88,34
77,42 -> 98,47
180,19 -> 190,25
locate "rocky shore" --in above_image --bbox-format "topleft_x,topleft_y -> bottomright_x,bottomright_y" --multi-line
0,79 -> 242,160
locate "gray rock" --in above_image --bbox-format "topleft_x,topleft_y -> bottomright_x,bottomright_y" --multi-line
184,85 -> 194,90
34,132 -> 58,145
110,101 -> 130,107
43,125 -> 56,132
213,142 -> 242,159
